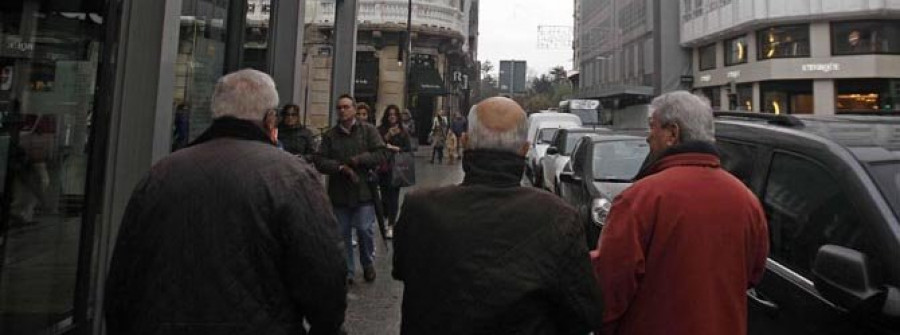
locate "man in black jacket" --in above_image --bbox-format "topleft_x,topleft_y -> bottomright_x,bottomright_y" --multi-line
315,94 -> 387,284
105,69 -> 347,335
392,97 -> 603,334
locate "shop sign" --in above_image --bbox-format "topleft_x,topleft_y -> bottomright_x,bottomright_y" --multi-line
1,36 -> 35,58
699,75 -> 712,82
727,71 -> 741,79
801,63 -> 841,73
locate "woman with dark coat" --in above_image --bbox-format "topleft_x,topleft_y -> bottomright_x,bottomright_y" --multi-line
377,104 -> 412,238
277,104 -> 315,156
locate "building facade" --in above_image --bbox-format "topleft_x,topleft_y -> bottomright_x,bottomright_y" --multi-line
302,0 -> 478,136
683,0 -> 900,114
574,0 -> 690,127
0,1 -> 308,334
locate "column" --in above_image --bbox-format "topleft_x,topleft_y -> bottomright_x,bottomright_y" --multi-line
269,0 -> 307,104
814,79 -> 835,115
330,0 -> 359,124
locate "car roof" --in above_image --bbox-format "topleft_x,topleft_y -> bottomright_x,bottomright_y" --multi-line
592,134 -> 646,143
715,113 -> 900,162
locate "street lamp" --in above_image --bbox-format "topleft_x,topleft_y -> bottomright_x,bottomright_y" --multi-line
398,0 -> 412,68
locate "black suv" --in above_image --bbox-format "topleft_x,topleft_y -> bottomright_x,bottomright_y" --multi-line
714,112 -> 900,334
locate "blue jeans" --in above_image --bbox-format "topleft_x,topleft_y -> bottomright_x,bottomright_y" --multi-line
333,204 -> 376,278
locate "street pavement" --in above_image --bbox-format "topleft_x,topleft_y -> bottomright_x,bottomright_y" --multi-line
343,145 -> 464,334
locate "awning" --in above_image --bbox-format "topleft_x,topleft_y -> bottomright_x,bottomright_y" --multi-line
354,60 -> 379,97
410,67 -> 449,95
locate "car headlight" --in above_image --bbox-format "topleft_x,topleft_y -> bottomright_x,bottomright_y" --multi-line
591,198 -> 612,227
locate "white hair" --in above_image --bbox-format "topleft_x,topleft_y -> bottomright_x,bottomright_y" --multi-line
650,91 -> 715,143
211,69 -> 279,121
466,104 -> 528,153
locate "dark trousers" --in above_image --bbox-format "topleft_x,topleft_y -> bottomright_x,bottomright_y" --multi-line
380,185 -> 401,226
431,146 -> 444,163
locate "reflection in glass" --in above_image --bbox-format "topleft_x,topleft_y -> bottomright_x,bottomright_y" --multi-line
832,21 -> 900,55
699,43 -> 716,70
0,1 -> 104,333
172,0 -> 230,151
725,35 -> 747,66
835,79 -> 899,112
243,0 -> 271,72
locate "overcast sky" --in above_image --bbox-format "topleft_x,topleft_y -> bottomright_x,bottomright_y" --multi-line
478,0 -> 574,78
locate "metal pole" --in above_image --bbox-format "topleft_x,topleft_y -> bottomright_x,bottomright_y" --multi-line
403,0 -> 412,112
329,0 -> 360,125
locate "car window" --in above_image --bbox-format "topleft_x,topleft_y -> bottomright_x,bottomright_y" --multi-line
564,133 -> 590,155
868,162 -> 900,221
537,128 -> 559,144
591,140 -> 649,182
571,139 -> 590,175
717,140 -> 760,188
763,152 -> 873,278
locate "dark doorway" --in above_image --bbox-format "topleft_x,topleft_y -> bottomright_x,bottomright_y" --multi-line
413,95 -> 435,145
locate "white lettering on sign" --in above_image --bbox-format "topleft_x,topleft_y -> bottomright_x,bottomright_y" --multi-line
700,75 -> 712,82
6,41 -> 34,53
801,63 -> 841,73
727,71 -> 741,79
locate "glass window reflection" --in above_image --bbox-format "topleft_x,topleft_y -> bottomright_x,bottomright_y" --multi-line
757,25 -> 810,60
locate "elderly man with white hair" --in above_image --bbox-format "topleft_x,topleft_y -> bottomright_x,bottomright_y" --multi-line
591,91 -> 769,335
105,69 -> 348,335
392,97 -> 603,335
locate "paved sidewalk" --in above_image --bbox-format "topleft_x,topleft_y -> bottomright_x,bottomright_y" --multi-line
344,146 -> 463,334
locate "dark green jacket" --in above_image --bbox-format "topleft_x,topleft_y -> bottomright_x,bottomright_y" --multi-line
315,121 -> 387,207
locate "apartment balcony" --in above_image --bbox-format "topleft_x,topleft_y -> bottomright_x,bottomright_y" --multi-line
307,0 -> 467,38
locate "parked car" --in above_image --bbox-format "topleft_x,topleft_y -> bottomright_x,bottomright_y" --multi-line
539,127 -> 607,194
525,112 -> 581,186
713,112 -> 900,335
558,134 -> 649,248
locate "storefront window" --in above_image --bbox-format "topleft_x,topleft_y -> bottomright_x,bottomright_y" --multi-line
758,25 -> 810,60
699,43 -> 716,70
761,80 -> 813,114
725,35 -> 748,66
698,86 -> 721,110
836,79 -> 899,113
243,0 -> 271,72
172,0 -> 230,151
832,21 -> 900,55
0,1 -> 106,333
735,84 -> 753,111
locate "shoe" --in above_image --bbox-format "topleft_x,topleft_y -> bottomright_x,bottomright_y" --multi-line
385,227 -> 394,239
363,266 -> 376,282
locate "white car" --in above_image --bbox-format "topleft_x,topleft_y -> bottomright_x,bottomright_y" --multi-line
525,113 -> 582,186
539,128 -> 607,195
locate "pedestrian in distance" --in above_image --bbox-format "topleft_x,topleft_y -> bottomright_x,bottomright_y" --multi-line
105,69 -> 347,335
450,111 -> 467,160
401,108 -> 418,151
591,91 -> 769,335
392,97 -> 604,335
356,102 -> 373,125
429,109 -> 448,164
445,131 -> 458,164
278,103 -> 316,157
315,94 -> 388,284
377,104 -> 413,239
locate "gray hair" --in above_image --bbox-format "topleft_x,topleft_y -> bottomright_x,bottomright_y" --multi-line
211,69 -> 279,121
466,104 -> 528,153
650,91 -> 715,143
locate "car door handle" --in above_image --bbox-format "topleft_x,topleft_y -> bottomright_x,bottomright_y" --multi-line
747,288 -> 779,311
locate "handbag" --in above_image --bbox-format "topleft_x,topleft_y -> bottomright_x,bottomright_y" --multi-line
390,152 -> 416,187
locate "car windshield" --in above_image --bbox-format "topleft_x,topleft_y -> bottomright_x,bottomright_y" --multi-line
537,128 -> 559,144
592,140 -> 649,182
571,110 -> 599,124
868,162 -> 900,220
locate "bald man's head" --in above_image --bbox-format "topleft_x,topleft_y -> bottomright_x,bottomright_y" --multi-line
465,97 -> 529,155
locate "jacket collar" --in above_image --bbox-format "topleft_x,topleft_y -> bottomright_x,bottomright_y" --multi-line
634,141 -> 720,180
462,149 -> 525,188
189,117 -> 273,147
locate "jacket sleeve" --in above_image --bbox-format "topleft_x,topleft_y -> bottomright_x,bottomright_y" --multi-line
550,209 -> 605,334
400,132 -> 413,152
349,125 -> 387,169
748,199 -> 770,287
301,128 -> 315,156
592,195 -> 648,335
276,168 -> 347,334
314,132 -> 341,175
392,193 -> 416,281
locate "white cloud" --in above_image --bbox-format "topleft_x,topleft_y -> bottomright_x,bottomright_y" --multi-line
478,0 -> 574,77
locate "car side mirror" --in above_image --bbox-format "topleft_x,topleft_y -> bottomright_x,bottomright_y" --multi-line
546,146 -> 559,155
813,245 -> 897,316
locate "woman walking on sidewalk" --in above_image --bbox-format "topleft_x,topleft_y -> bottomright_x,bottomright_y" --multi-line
377,105 -> 412,238
430,110 -> 448,164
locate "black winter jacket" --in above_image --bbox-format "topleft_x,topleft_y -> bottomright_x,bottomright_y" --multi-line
105,119 -> 347,335
392,150 -> 604,335
278,125 -> 315,156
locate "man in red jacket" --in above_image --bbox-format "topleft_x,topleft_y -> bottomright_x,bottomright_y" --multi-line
591,91 -> 769,335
